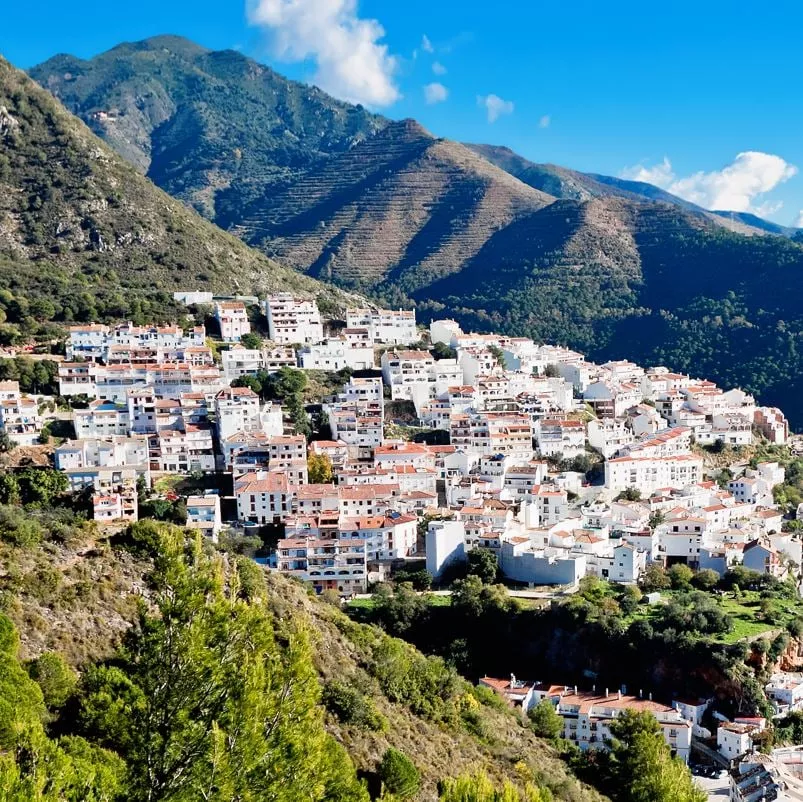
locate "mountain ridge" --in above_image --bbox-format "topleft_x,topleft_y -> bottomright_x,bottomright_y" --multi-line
0,53 -> 348,327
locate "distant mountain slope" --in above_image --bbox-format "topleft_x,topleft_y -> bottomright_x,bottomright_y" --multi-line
0,54 -> 343,323
238,119 -> 556,290
30,35 -> 386,223
468,143 -> 794,237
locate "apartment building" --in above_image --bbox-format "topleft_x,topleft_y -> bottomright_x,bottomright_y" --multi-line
346,307 -> 418,345
215,301 -> 251,342
263,294 -> 324,344
535,418 -> 586,459
276,536 -> 367,595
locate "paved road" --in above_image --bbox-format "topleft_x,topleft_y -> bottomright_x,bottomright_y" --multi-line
693,773 -> 728,801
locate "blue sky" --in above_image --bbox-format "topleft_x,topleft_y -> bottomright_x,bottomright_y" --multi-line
3,0 -> 803,224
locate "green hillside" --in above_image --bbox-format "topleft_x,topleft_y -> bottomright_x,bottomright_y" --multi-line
0,518 -> 604,801
0,53 -> 345,332
30,35 -> 385,224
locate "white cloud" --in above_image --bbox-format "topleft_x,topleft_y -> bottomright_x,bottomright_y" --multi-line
620,156 -> 675,188
247,0 -> 400,107
794,211 -> 803,228
538,114 -> 551,129
620,152 -> 797,216
477,93 -> 514,123
432,61 -> 447,75
424,82 -> 448,104
421,34 -> 434,53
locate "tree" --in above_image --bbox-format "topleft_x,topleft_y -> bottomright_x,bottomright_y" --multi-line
605,710 -> 706,802
615,487 -> 642,502
377,748 -> 420,799
431,342 -> 457,361
239,332 -> 262,350
692,569 -> 720,591
26,651 -> 76,709
0,614 -> 125,800
668,563 -> 694,590
619,585 -> 643,616
78,525 -> 368,802
307,453 -> 334,485
17,468 -> 69,507
0,431 -> 16,453
528,698 -> 563,741
543,364 -> 560,378
640,563 -> 671,592
230,374 -> 262,395
467,548 -> 498,585
487,344 -> 507,368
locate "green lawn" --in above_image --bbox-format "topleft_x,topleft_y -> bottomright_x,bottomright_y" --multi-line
620,588 -> 803,644
346,593 -> 453,611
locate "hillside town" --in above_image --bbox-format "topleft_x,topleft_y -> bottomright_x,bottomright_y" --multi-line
6,291 -> 803,799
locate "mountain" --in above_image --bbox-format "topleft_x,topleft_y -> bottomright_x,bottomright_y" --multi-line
237,119 -> 555,290
30,35 -> 386,224
467,144 -> 791,237
0,53 -> 344,327
28,38 -> 803,425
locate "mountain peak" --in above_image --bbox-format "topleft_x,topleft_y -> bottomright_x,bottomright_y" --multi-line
110,34 -> 210,58
381,118 -> 434,141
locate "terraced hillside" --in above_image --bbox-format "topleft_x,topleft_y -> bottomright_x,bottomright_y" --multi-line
238,119 -> 555,290
468,143 -> 786,237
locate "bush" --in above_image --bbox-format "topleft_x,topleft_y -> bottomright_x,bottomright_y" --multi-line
26,651 -> 76,708
668,563 -> 694,590
322,680 -> 385,731
692,569 -> 720,591
378,748 -> 421,799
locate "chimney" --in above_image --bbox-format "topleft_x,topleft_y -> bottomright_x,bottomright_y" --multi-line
574,685 -> 578,695
605,688 -> 609,698
649,692 -> 653,701
618,690 -> 622,700
640,689 -> 643,698
510,673 -> 517,687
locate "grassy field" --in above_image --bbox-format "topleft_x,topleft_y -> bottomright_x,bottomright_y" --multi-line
622,589 -> 803,644
347,593 -> 453,611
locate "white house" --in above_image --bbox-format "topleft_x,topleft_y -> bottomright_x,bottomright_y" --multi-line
264,294 -> 324,345
215,301 -> 251,342
535,418 -> 586,459
346,308 -> 417,345
299,338 -> 374,371
186,495 -> 222,542
426,520 -> 466,578
604,454 -> 704,496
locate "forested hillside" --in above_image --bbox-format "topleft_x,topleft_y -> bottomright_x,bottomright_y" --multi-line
0,54 -> 345,340
0,513 -> 603,801
30,35 -> 385,223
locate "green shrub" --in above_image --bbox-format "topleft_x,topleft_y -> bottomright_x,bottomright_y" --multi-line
378,748 -> 421,800
26,651 -> 76,708
322,680 -> 385,731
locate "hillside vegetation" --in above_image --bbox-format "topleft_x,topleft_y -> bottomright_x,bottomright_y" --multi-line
0,516 -> 603,802
0,54 -> 346,332
30,35 -> 385,224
